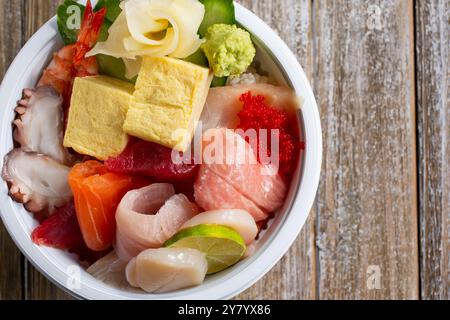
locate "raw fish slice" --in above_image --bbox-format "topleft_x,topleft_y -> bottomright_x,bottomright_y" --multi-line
202,128 -> 286,212
181,209 -> 258,245
194,166 -> 268,221
105,139 -> 198,182
114,227 -> 141,263
31,202 -> 82,249
31,202 -> 109,263
68,161 -> 148,251
87,251 -> 139,291
126,248 -> 208,293
200,83 -> 301,131
115,183 -> 200,261
115,183 -> 175,260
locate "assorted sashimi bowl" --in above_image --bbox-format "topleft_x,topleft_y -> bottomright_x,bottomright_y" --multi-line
0,0 -> 319,298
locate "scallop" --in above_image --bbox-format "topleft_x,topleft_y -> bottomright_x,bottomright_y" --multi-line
125,247 -> 208,293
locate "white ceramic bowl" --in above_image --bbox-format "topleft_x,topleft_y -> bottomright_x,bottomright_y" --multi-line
0,2 -> 322,299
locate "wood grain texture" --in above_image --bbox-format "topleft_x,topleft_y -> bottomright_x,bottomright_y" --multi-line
235,0 -> 316,300
416,0 -> 450,300
21,0 -> 73,300
1,0 -> 449,301
22,0 -> 61,41
0,0 -> 24,300
314,0 -> 419,299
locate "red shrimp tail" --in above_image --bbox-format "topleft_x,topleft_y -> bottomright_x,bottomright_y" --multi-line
73,0 -> 106,65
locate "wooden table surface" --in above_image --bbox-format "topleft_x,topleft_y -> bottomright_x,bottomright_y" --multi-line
0,0 -> 448,300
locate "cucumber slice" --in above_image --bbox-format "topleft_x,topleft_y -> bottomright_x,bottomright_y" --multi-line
211,76 -> 228,87
184,50 -> 228,87
94,0 -> 122,23
96,54 -> 137,84
183,49 -> 209,67
198,0 -> 236,37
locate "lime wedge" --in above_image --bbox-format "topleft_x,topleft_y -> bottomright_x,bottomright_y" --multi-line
164,224 -> 246,274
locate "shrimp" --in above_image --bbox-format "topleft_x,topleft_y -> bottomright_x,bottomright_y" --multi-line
38,0 -> 106,105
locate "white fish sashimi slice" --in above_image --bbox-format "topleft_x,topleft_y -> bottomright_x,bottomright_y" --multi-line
181,210 -> 258,245
126,248 -> 208,293
115,183 -> 200,261
87,251 -> 140,292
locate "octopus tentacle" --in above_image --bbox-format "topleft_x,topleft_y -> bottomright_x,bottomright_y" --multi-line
12,86 -> 74,165
2,149 -> 73,214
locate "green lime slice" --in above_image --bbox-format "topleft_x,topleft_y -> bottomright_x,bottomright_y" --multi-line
164,224 -> 246,274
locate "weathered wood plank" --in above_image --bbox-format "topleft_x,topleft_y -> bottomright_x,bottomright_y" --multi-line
416,0 -> 450,300
235,0 -> 316,300
0,0 -> 24,300
22,0 -> 61,42
21,0 -> 73,300
314,0 -> 418,299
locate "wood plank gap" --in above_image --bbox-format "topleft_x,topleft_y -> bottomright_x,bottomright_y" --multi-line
412,0 -> 423,300
416,0 -> 450,299
310,0 -> 321,301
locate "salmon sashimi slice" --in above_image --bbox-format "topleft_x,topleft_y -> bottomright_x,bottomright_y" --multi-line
115,183 -> 200,261
200,83 -> 301,131
68,161 -> 148,251
31,201 -> 108,263
194,166 -> 268,222
202,128 -> 287,213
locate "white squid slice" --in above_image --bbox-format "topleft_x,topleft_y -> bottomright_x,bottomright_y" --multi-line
126,247 -> 207,293
181,209 -> 258,245
115,183 -> 200,261
13,86 -> 73,165
1,149 -> 72,213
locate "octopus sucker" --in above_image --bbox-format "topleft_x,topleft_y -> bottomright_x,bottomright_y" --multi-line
2,149 -> 73,214
13,86 -> 73,165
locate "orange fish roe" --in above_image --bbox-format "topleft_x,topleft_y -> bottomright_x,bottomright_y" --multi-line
237,91 -> 298,175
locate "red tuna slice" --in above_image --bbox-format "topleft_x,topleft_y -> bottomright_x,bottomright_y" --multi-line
202,128 -> 287,213
194,166 -> 268,222
32,202 -> 83,249
31,202 -> 109,263
105,139 -> 198,182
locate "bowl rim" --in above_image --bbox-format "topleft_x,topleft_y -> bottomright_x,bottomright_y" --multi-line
0,2 -> 322,300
